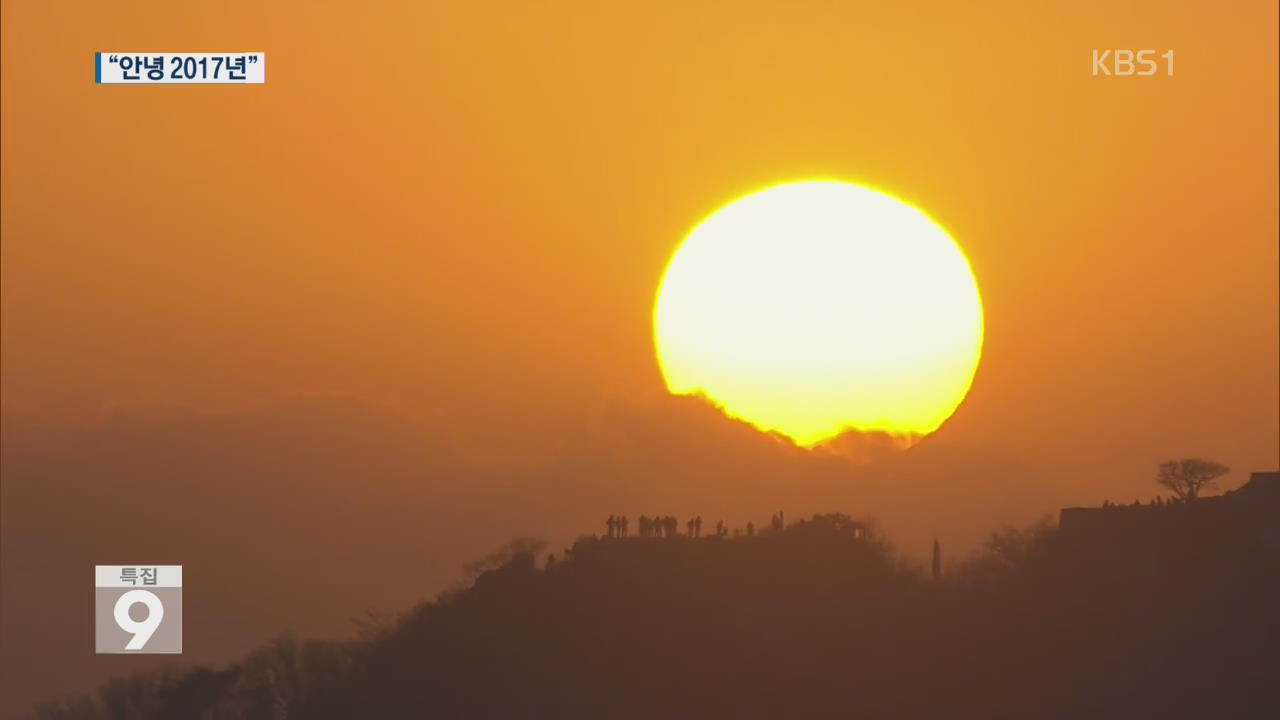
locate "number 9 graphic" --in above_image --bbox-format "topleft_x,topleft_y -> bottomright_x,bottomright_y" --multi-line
113,590 -> 164,649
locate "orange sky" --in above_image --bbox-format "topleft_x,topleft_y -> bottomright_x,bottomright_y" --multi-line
3,0 -> 1277,482
2,1 -> 1277,713
5,1 -> 1276,476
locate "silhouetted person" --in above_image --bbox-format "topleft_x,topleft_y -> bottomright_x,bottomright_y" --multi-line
716,520 -> 724,537
694,515 -> 702,537
606,515 -> 617,538
746,522 -> 755,537
621,515 -> 629,537
932,538 -> 942,580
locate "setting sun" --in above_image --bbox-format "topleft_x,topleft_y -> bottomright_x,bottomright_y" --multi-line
654,180 -> 984,448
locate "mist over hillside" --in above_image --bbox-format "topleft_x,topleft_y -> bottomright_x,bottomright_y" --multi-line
33,504 -> 1280,720
1,395 -> 1265,717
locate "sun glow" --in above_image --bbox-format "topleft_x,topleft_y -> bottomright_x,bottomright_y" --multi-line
653,180 -> 984,448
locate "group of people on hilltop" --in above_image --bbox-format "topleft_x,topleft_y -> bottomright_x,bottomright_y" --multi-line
605,514 -> 792,539
1102,496 -> 1174,508
605,515 -> 630,537
770,512 -> 785,531
642,515 -> 680,538
606,515 -> 706,538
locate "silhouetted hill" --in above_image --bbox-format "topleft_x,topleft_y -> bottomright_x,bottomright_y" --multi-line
35,508 -> 1280,720
0,397 -> 489,717
1,392 -> 1074,718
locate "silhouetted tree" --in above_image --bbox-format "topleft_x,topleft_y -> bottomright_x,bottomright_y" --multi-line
955,518 -> 1058,586
33,694 -> 97,720
1156,458 -> 1230,501
463,537 -> 547,578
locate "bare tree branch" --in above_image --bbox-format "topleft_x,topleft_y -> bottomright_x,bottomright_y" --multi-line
1155,458 -> 1230,501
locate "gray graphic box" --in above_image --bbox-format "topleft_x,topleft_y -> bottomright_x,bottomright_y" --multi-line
94,587 -> 183,654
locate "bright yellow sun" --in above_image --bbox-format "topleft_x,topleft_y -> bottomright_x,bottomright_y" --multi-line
653,180 -> 984,448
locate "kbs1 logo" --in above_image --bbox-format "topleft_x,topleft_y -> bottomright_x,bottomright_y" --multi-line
1092,50 -> 1174,76
94,565 -> 182,654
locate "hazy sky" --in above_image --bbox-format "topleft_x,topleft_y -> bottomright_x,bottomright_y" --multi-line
3,0 -> 1277,523
4,1 -> 1275,474
1,1 -> 1276,711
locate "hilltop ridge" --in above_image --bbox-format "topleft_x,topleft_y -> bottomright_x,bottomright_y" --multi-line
36,506 -> 1280,719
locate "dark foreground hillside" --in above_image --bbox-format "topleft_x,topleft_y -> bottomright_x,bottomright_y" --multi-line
37,510 -> 1280,720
